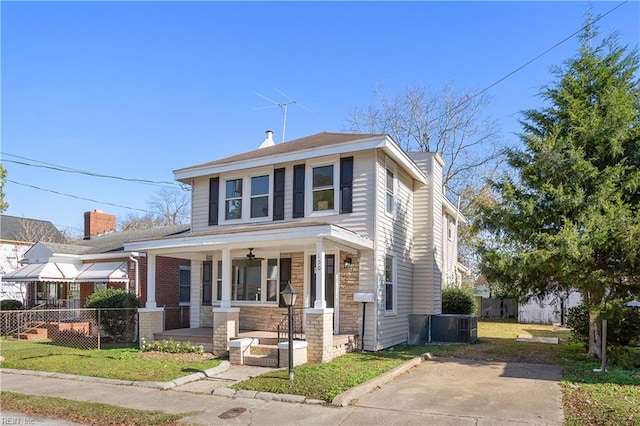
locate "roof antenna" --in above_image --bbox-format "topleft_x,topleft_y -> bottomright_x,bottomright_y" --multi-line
254,88 -> 312,142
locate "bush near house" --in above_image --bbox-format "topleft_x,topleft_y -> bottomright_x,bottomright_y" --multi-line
442,288 -> 477,315
86,289 -> 139,343
567,301 -> 640,369
0,300 -> 23,310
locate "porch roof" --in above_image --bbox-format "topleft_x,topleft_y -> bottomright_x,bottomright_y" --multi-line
1,262 -> 78,282
123,222 -> 373,255
1,261 -> 129,283
75,261 -> 129,283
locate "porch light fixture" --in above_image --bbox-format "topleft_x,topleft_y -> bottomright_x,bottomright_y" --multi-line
344,256 -> 352,269
280,281 -> 298,381
246,248 -> 255,261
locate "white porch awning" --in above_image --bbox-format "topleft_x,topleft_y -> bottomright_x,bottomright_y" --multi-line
1,261 -> 129,283
75,261 -> 129,283
1,262 -> 78,282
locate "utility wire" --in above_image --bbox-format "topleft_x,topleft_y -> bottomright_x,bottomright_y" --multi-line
7,179 -> 148,212
427,0 -> 630,126
1,152 -> 180,189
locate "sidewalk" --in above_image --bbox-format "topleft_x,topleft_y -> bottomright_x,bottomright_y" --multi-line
0,357 -> 564,425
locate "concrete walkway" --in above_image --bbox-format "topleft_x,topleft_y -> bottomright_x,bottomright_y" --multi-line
0,357 -> 564,425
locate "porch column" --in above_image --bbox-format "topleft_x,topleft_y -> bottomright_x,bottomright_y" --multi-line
146,253 -> 157,308
212,247 -> 238,356
220,248 -> 232,309
314,240 -> 326,309
305,308 -> 334,363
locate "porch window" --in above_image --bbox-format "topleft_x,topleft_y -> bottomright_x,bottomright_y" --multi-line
385,255 -> 395,312
312,165 -> 334,212
225,179 -> 243,220
216,260 -> 222,301
266,259 -> 278,302
250,175 -> 269,218
230,258 -> 280,303
179,266 -> 191,305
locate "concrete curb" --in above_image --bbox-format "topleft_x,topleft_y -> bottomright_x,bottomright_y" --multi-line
1,354 -> 431,406
331,353 -> 432,407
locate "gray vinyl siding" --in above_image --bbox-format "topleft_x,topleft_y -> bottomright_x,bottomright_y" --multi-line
409,153 -> 443,315
374,151 -> 415,350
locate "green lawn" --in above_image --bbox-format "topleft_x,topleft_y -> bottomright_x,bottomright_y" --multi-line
0,339 -> 221,382
1,391 -> 193,426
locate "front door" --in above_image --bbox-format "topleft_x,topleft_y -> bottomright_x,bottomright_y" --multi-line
310,254 -> 335,309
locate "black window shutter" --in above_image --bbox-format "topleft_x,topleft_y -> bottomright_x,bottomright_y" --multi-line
202,261 -> 212,305
292,164 -> 305,218
208,177 -> 219,226
340,156 -> 353,214
279,258 -> 292,307
273,168 -> 285,221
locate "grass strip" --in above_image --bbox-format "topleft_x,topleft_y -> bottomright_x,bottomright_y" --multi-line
0,340 -> 221,382
0,391 -> 196,425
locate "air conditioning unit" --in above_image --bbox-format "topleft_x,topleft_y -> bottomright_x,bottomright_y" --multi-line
431,314 -> 478,343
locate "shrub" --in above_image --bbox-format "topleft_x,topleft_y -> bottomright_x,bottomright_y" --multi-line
600,300 -> 640,346
140,338 -> 204,355
0,300 -> 23,310
567,304 -> 589,345
567,301 -> 640,347
86,289 -> 139,342
608,346 -> 640,370
442,287 -> 477,315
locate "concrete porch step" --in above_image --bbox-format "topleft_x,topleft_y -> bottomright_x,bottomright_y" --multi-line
249,344 -> 279,357
244,353 -> 279,368
19,328 -> 48,340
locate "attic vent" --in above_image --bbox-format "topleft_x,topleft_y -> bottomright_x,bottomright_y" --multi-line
258,130 -> 275,149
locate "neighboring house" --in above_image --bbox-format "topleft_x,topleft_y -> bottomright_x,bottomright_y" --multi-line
0,215 -> 67,304
2,210 -> 191,330
125,131 -> 466,361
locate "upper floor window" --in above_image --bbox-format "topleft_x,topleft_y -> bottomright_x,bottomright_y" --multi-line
447,215 -> 454,240
312,165 -> 334,212
386,168 -> 395,215
225,179 -> 243,220
251,175 -> 269,218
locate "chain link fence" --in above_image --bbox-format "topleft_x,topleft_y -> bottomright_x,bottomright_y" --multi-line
0,308 -> 138,349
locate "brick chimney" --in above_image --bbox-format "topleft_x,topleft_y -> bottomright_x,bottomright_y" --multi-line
84,209 -> 116,240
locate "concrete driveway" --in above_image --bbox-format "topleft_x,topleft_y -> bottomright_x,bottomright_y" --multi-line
352,357 -> 564,425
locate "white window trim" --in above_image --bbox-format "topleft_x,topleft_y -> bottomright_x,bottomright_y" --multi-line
384,254 -> 397,315
447,215 -> 454,241
305,156 -> 340,217
179,265 -> 191,306
220,168 -> 274,224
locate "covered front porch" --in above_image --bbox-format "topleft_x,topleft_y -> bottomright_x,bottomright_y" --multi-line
126,222 -> 373,365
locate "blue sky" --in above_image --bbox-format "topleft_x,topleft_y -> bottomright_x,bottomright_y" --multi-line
2,1 -> 639,237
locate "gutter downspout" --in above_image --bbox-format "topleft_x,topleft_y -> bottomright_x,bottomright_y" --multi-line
128,254 -> 139,297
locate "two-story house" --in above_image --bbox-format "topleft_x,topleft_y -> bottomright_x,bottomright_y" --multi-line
126,131 -> 466,364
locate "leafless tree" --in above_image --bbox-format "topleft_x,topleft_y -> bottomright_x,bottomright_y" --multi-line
119,188 -> 190,231
13,218 -> 65,244
346,82 -> 504,199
